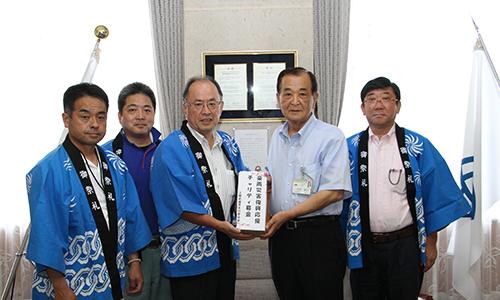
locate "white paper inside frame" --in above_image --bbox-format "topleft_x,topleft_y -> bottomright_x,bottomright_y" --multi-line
236,171 -> 267,232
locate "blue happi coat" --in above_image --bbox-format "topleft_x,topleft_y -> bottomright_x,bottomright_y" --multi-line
26,145 -> 151,299
150,129 -> 246,277
342,128 -> 472,269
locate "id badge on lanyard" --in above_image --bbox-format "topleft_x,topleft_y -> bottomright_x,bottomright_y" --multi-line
292,166 -> 312,195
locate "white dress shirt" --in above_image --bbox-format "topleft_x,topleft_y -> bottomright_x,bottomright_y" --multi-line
188,124 -> 236,221
368,125 -> 413,232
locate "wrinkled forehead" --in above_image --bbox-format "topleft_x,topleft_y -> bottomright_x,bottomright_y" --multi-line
280,74 -> 313,91
73,96 -> 108,112
186,80 -> 220,102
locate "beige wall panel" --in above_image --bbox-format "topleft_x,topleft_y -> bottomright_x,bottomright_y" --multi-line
184,0 -> 313,159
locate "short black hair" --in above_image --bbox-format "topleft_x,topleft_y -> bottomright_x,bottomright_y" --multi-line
182,76 -> 223,100
360,77 -> 401,101
276,67 -> 318,94
63,83 -> 109,114
117,82 -> 156,113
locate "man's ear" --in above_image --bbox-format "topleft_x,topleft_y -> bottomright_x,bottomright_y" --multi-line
313,92 -> 319,108
361,102 -> 367,116
182,101 -> 189,118
219,101 -> 224,115
62,112 -> 70,128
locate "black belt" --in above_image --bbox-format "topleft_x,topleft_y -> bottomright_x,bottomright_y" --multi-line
284,215 -> 338,230
371,225 -> 416,244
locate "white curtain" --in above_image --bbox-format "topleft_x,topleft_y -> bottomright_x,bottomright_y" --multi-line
149,0 -> 185,135
0,225 -> 33,300
313,0 -> 350,125
420,223 -> 500,299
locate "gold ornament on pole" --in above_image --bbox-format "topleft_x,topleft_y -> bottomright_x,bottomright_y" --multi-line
94,25 -> 109,41
81,25 -> 109,83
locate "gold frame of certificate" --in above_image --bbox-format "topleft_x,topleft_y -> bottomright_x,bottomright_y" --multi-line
201,50 -> 298,122
235,171 -> 269,234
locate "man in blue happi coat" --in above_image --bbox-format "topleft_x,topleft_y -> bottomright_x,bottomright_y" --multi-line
26,83 -> 151,300
102,82 -> 172,300
342,77 -> 473,299
150,76 -> 254,300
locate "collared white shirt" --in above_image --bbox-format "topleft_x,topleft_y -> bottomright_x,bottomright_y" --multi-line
267,115 -> 352,217
368,125 -> 413,232
84,156 -> 109,228
187,124 -> 236,221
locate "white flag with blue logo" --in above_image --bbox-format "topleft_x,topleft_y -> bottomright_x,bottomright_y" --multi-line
452,38 -> 500,300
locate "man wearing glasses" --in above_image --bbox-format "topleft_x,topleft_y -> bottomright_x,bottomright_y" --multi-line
150,76 -> 254,300
343,76 -> 472,299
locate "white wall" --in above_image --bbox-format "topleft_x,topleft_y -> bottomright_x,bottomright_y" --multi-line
339,0 -> 500,182
0,0 -> 157,227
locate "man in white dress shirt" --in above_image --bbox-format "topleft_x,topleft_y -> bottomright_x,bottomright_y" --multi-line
150,76 -> 253,300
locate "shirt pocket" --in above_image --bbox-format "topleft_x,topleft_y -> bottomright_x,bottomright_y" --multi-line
389,168 -> 406,195
302,162 -> 322,192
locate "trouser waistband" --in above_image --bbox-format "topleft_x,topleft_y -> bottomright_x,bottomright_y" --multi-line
370,225 -> 416,244
284,215 -> 339,230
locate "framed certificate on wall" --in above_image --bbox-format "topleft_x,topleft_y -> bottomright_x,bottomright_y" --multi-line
202,50 -> 297,121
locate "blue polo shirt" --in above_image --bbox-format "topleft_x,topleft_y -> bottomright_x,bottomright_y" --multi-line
102,127 -> 161,236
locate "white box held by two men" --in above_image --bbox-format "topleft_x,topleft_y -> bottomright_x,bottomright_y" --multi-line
236,171 -> 268,234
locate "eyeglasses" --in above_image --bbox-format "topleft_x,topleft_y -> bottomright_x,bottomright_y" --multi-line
186,100 -> 221,111
364,97 -> 398,105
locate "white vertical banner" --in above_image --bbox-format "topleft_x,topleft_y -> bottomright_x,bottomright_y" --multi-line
452,39 -> 500,300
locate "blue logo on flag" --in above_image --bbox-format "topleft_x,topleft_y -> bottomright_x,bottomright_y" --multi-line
460,156 -> 475,217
